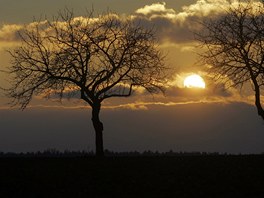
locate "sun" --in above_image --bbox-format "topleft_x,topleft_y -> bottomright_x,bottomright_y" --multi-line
184,74 -> 205,89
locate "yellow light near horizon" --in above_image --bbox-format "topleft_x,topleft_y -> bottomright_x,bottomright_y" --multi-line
184,74 -> 205,89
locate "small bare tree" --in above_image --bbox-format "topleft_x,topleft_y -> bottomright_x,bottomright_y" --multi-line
7,10 -> 167,156
196,1 -> 264,120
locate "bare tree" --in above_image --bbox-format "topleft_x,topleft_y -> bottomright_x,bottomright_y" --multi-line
196,1 -> 264,120
6,10 -> 167,156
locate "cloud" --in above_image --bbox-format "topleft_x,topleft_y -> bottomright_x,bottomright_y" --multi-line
0,24 -> 22,42
165,86 -> 232,99
0,2 -> 218,46
0,21 -> 50,49
135,2 -> 176,19
1,1 -> 263,46
133,2 -> 205,43
177,0 -> 229,19
1,101 -> 264,153
132,1 -> 264,44
36,83 -> 145,102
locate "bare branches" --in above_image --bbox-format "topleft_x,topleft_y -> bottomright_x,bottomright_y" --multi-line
6,9 -> 167,109
196,0 -> 264,119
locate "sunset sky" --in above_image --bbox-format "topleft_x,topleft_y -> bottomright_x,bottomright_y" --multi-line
0,0 -> 264,154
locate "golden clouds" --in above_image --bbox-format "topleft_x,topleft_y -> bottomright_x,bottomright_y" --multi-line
0,24 -> 23,49
132,0 -> 264,44
135,2 -> 176,19
0,24 -> 22,42
1,1 -> 263,109
1,1 -> 264,47
136,2 -> 169,15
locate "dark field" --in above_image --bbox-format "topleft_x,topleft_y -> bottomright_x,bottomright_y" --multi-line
1,155 -> 264,198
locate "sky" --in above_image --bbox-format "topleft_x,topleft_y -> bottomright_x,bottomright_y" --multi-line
0,0 -> 264,154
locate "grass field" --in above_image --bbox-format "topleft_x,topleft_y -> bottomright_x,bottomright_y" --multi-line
0,155 -> 264,197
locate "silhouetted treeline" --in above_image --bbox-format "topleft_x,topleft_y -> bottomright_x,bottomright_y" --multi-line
0,149 -> 260,158
104,150 -> 227,157
0,149 -> 93,158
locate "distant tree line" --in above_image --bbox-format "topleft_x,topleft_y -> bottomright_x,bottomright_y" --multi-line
0,149 -> 254,158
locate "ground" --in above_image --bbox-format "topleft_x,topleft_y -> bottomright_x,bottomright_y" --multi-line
0,155 -> 264,197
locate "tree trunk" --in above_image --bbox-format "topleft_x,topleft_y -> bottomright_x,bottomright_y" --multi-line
91,102 -> 104,157
252,78 -> 264,120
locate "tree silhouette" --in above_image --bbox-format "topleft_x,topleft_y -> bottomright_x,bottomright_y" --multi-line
196,1 -> 264,120
6,10 -> 167,156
